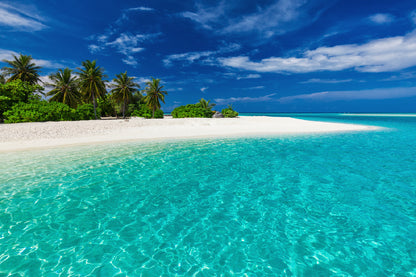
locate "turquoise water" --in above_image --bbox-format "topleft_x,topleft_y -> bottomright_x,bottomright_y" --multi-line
0,114 -> 416,276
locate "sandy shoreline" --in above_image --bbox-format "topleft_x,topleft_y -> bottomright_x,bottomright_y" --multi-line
0,116 -> 378,152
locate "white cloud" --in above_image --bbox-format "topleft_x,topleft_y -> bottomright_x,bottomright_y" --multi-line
163,43 -> 240,67
38,75 -> 54,93
136,77 -> 151,85
237,74 -> 261,80
301,78 -> 353,84
0,3 -> 46,31
200,87 -> 208,92
105,33 -> 149,55
39,75 -> 52,84
181,2 -> 227,30
88,32 -> 160,66
219,30 -> 416,73
169,88 -> 184,92
181,0 -> 331,40
368,13 -> 394,25
87,5 -> 161,66
32,59 -> 64,69
88,44 -> 104,53
164,51 -> 214,66
215,93 -> 277,105
122,56 -> 138,66
279,87 -> 416,102
0,48 -> 17,60
128,7 -> 154,12
0,49 -> 64,69
382,71 -> 416,81
244,86 -> 265,90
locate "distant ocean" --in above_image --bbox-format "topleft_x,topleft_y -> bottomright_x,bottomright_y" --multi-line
0,114 -> 415,275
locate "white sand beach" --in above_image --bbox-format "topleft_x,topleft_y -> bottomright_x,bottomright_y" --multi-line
0,116 -> 378,152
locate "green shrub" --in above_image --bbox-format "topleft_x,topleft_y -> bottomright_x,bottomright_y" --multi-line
0,80 -> 42,121
4,101 -> 77,123
221,105 -> 239,118
97,97 -> 114,117
75,103 -> 96,120
171,104 -> 213,118
131,105 -> 163,119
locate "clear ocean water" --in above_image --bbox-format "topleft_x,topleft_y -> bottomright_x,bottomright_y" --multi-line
0,114 -> 415,276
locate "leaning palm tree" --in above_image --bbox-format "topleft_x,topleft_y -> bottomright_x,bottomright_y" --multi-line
46,68 -> 81,108
110,71 -> 140,118
1,54 -> 41,85
77,60 -> 107,119
199,98 -> 216,110
143,78 -> 167,118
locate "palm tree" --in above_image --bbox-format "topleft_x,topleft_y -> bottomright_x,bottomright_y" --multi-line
199,98 -> 216,110
77,60 -> 107,119
143,78 -> 167,118
1,54 -> 41,85
110,71 -> 140,118
0,73 -> 5,84
46,68 -> 81,108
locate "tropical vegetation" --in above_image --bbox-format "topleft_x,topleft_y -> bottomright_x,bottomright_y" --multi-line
222,104 -> 239,118
0,79 -> 42,120
2,54 -> 41,85
110,72 -> 140,118
199,98 -> 216,110
47,68 -> 81,108
143,78 -> 167,118
0,53 -> 240,123
131,106 -> 164,119
77,60 -> 107,119
171,98 -> 218,118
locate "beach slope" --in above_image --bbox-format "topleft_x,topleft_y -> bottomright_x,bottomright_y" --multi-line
0,116 -> 377,152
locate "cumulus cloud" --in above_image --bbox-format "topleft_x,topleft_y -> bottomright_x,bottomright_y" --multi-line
181,0 -> 331,40
215,93 -> 277,105
219,30 -> 416,73
163,43 -> 240,67
368,13 -> 394,25
200,87 -> 208,92
0,3 -> 47,31
279,87 -> 416,102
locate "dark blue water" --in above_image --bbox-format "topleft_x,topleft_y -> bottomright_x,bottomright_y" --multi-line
0,114 -> 415,275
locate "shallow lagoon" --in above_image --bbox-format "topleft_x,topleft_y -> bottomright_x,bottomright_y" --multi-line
0,114 -> 415,275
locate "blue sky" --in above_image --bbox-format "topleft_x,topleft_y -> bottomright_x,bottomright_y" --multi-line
1,0 -> 416,112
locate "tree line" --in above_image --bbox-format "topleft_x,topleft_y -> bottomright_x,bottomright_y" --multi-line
0,53 -> 238,123
0,54 -> 167,121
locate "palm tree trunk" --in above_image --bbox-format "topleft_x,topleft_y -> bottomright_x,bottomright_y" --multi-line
152,107 -> 155,119
92,91 -> 97,120
123,99 -> 126,119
